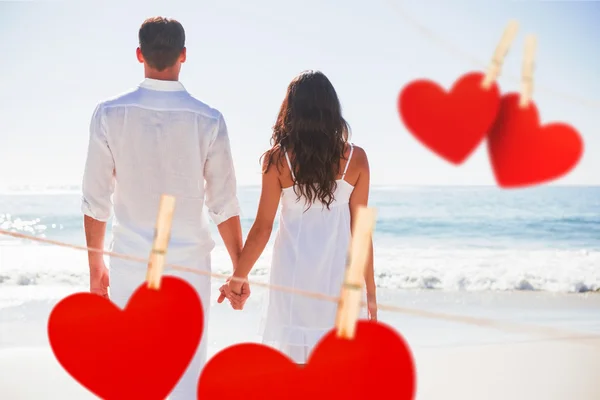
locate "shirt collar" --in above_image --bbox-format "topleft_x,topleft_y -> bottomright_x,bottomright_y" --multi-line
139,78 -> 186,92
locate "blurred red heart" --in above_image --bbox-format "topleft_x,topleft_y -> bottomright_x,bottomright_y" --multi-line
48,276 -> 203,400
198,321 -> 416,399
487,93 -> 583,188
398,72 -> 501,164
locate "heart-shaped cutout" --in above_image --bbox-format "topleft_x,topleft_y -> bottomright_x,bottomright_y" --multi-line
487,93 -> 584,188
398,72 -> 501,164
198,321 -> 416,399
48,276 -> 203,400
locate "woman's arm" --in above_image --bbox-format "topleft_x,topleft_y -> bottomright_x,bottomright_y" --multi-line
348,148 -> 377,303
228,154 -> 282,292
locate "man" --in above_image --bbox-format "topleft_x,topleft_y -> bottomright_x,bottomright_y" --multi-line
81,16 -> 248,399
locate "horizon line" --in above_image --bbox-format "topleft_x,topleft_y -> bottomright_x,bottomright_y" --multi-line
1,183 -> 599,192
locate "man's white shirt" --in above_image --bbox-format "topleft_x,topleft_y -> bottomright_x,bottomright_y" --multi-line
81,78 -> 240,261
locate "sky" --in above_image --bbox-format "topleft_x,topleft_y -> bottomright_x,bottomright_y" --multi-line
0,0 -> 599,187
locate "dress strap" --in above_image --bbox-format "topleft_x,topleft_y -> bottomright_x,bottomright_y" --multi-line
341,143 -> 354,179
283,148 -> 296,181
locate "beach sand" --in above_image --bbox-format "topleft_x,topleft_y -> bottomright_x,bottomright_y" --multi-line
1,285 -> 599,399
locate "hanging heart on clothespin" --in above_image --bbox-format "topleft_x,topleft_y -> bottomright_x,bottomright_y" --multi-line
48,195 -> 204,400
398,20 -> 519,164
487,35 -> 584,188
197,207 -> 417,400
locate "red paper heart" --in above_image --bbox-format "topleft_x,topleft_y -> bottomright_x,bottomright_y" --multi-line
48,276 -> 203,400
487,93 -> 584,188
398,72 -> 501,164
198,321 -> 416,399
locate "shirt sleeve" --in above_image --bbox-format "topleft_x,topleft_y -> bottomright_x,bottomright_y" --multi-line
81,103 -> 115,222
204,113 -> 241,225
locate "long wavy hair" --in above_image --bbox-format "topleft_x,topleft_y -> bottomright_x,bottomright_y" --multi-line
262,70 -> 350,209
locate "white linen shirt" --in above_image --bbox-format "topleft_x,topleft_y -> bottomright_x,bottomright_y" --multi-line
81,78 -> 240,259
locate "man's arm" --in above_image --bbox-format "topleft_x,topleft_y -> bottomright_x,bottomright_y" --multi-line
81,103 -> 115,295
84,215 -> 108,279
217,217 -> 243,269
204,113 -> 243,268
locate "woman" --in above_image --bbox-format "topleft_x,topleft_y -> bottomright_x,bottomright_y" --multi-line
221,70 -> 377,364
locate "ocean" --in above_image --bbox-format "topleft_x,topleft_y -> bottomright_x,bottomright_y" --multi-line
2,185 -> 600,400
0,185 -> 599,310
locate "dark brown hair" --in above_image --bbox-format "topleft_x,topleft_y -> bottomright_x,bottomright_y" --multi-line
263,70 -> 350,209
138,17 -> 185,71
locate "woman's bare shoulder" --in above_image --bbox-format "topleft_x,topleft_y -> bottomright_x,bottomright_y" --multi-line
350,144 -> 369,167
261,145 -> 287,173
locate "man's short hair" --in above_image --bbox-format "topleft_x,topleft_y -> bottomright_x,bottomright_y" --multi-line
138,17 -> 185,71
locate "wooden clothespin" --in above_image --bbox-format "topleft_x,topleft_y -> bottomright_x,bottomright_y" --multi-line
481,20 -> 520,89
519,34 -> 537,108
336,206 -> 377,339
146,194 -> 176,290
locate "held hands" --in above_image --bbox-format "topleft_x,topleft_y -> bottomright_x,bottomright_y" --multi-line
217,276 -> 251,310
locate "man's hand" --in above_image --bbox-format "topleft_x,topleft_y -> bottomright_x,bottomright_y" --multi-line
90,263 -> 109,299
217,276 -> 251,310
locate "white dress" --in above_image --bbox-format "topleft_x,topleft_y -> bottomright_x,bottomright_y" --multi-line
260,143 -> 367,363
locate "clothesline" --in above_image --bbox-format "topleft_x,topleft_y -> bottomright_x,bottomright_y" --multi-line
1,228 -> 598,348
386,1 -> 600,109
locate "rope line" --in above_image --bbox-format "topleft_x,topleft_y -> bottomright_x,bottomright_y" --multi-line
386,1 -> 600,108
1,228 -> 598,347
